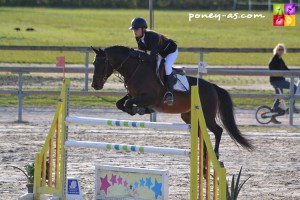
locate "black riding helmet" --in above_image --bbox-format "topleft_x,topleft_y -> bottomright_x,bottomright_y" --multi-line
129,17 -> 147,30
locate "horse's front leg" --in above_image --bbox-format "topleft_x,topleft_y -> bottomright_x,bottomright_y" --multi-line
116,95 -> 130,112
124,95 -> 154,116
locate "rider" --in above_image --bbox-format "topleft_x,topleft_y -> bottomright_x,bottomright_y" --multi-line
129,17 -> 178,106
269,43 -> 298,124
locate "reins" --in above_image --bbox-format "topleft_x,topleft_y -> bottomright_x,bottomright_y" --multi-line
104,50 -> 142,87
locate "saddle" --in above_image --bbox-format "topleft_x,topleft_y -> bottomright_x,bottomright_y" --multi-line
156,56 -> 189,92
128,48 -> 189,92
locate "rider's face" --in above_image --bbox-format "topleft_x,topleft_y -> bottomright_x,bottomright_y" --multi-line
133,28 -> 143,38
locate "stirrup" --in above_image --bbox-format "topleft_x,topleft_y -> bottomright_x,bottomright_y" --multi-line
163,91 -> 174,106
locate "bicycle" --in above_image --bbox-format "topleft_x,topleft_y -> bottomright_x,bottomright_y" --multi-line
255,99 -> 288,124
256,78 -> 300,124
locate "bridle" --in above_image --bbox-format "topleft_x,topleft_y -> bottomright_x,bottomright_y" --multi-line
94,50 -> 141,87
93,56 -> 109,86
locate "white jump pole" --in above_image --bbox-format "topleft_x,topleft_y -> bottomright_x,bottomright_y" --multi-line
65,140 -> 190,156
65,116 -> 190,131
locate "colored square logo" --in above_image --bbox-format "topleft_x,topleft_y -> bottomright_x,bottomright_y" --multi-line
273,4 -> 284,15
284,15 -> 296,26
273,3 -> 296,26
284,4 -> 296,15
273,15 -> 284,26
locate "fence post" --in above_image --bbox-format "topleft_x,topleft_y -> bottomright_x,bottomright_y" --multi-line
198,51 -> 207,83
233,0 -> 237,10
150,112 -> 157,122
289,77 -> 295,126
200,52 -> 204,62
149,0 -> 156,122
248,0 -> 252,11
149,0 -> 154,30
268,0 -> 271,11
199,51 -> 208,64
17,72 -> 23,122
84,50 -> 89,91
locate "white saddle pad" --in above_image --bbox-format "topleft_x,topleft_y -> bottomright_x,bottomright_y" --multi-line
173,74 -> 189,92
156,56 -> 189,92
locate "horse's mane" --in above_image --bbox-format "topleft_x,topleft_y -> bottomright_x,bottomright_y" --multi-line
105,45 -> 148,56
105,45 -> 128,51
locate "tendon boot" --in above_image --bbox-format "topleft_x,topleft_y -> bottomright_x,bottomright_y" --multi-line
163,73 -> 176,106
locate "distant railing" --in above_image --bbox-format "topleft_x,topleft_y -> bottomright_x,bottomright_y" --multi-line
2,45 -> 300,52
1,45 -> 300,92
233,0 -> 300,12
1,45 -> 300,124
0,45 -> 300,91
1,66 -> 300,126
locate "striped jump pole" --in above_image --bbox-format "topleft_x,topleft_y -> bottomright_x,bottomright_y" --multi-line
65,140 -> 190,156
65,116 -> 190,131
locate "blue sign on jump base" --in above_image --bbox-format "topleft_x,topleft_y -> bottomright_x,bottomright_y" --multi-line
66,178 -> 83,200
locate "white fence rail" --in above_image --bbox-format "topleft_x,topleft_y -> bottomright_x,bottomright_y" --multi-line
1,66 -> 300,125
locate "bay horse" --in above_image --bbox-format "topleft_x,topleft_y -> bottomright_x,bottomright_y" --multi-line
91,45 -> 253,157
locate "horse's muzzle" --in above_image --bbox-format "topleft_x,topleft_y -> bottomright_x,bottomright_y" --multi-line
91,82 -> 103,90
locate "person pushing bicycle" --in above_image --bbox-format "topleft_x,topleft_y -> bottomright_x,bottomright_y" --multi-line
269,43 -> 299,124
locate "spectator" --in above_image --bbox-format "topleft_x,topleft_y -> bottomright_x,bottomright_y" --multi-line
269,43 -> 298,124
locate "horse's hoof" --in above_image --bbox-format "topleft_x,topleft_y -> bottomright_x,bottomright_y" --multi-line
129,112 -> 136,116
125,107 -> 137,116
137,107 -> 146,115
125,107 -> 133,115
219,161 -> 225,168
131,106 -> 139,115
116,103 -> 125,111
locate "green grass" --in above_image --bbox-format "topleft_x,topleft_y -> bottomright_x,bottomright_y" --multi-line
230,89 -> 275,108
0,94 -> 119,107
205,75 -> 268,85
0,7 -> 299,65
0,90 -> 277,108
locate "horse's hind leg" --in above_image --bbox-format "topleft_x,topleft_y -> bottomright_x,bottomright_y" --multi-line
182,111 -> 223,159
206,119 -> 223,159
181,112 -> 190,124
181,111 -> 208,176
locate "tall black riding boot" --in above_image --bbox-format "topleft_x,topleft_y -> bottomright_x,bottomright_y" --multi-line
163,74 -> 175,106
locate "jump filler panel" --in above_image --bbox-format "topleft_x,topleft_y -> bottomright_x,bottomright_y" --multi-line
95,165 -> 169,200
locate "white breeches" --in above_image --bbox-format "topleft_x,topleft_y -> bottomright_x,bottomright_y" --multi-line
164,49 -> 178,75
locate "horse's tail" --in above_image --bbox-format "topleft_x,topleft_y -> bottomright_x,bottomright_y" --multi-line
214,84 -> 254,151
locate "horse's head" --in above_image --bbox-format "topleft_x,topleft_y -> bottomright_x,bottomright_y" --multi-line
91,47 -> 114,90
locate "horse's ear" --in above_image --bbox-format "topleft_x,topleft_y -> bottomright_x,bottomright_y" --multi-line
91,46 -> 99,54
91,46 -> 105,57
